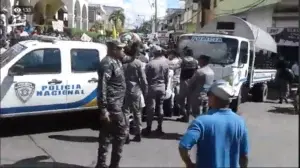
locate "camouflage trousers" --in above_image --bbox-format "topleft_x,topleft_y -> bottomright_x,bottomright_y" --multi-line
189,93 -> 208,117
146,89 -> 165,128
178,80 -> 208,118
123,93 -> 143,135
96,104 -> 127,168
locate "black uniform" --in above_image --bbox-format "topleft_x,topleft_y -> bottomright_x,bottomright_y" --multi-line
96,55 -> 127,168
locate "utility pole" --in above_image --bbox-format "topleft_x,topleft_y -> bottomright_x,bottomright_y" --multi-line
196,0 -> 209,32
154,0 -> 158,32
196,1 -> 202,32
297,0 -> 300,114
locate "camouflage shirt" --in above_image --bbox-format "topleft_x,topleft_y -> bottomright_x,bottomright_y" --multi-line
97,56 -> 126,107
123,58 -> 148,96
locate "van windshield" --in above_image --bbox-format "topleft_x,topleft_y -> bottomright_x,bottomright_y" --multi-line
1,43 -> 28,68
178,35 -> 239,65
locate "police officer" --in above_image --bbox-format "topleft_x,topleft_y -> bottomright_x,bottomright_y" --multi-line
143,45 -> 169,136
177,47 -> 198,122
123,42 -> 148,142
188,55 -> 214,117
96,40 -> 127,168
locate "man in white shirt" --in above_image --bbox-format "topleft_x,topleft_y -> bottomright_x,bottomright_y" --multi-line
291,62 -> 299,83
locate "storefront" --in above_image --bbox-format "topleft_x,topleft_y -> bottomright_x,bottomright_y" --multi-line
268,27 -> 299,64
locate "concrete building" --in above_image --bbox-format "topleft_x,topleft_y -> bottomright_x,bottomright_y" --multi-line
216,0 -> 299,61
165,8 -> 184,31
1,0 -> 89,30
88,4 -> 123,30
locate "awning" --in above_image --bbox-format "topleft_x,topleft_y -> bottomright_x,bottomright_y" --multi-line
268,27 -> 299,46
200,15 -> 277,53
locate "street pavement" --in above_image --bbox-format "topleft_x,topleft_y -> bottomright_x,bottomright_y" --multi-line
0,100 -> 298,167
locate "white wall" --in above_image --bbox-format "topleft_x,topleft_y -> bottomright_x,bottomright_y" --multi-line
274,20 -> 298,27
236,5 -> 274,32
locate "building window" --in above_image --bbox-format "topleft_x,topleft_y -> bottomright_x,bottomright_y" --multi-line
89,10 -> 95,23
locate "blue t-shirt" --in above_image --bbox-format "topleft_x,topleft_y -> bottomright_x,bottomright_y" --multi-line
179,108 -> 249,168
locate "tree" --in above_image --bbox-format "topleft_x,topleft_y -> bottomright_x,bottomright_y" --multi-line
91,21 -> 104,31
109,9 -> 125,32
136,20 -> 152,34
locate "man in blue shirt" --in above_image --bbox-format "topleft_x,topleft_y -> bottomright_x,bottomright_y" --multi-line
179,81 -> 249,168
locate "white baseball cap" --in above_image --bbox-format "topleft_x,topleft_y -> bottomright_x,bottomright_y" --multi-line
208,80 -> 234,101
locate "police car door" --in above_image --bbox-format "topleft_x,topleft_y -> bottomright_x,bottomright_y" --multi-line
66,48 -> 100,110
1,48 -> 67,116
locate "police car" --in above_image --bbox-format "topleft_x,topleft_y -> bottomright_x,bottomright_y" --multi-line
0,36 -> 106,117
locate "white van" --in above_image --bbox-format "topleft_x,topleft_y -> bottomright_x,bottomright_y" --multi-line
0,37 -> 107,117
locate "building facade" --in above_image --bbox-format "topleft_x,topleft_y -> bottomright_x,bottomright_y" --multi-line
1,0 -> 89,30
166,8 -> 184,31
88,4 -> 123,30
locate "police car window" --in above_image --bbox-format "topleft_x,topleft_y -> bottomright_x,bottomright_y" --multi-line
14,48 -> 61,74
71,49 -> 99,72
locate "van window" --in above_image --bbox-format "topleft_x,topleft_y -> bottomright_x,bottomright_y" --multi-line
12,48 -> 61,74
71,49 -> 100,72
239,41 -> 248,64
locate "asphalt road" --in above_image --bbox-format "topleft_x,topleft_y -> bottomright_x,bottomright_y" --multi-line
0,100 -> 298,167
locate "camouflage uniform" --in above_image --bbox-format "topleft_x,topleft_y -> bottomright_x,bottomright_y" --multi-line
123,58 -> 148,136
96,55 -> 127,168
178,56 -> 198,121
145,56 -> 169,132
188,65 -> 214,117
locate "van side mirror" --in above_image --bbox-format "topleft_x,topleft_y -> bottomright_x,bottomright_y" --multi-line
8,64 -> 24,76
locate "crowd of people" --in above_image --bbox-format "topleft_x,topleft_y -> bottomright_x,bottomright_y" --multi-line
94,39 -> 249,168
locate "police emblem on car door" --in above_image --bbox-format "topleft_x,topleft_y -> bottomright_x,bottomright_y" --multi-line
14,82 -> 35,103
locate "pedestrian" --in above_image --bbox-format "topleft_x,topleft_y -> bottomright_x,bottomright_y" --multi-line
168,50 -> 182,115
275,58 -> 294,104
123,41 -> 148,142
96,40 -> 127,168
188,55 -> 214,117
179,81 -> 249,168
177,47 -> 198,122
143,45 -> 169,136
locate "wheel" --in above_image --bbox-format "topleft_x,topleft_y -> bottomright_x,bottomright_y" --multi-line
252,84 -> 268,102
230,90 -> 241,113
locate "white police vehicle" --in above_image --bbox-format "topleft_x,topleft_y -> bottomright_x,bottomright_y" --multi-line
0,36 -> 107,117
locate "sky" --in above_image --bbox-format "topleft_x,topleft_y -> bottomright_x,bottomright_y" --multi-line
88,0 -> 185,28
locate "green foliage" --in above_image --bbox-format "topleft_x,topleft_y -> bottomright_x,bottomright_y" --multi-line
135,20 -> 152,34
109,9 -> 125,30
70,28 -> 106,39
91,21 -> 104,31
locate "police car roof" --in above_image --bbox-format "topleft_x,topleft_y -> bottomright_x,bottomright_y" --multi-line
19,40 -> 107,50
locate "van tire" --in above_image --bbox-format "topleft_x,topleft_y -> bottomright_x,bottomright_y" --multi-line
230,90 -> 241,113
252,84 -> 268,102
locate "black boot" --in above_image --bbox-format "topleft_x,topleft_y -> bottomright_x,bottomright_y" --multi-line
132,134 -> 141,142
155,125 -> 165,136
176,116 -> 189,123
142,127 -> 151,136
